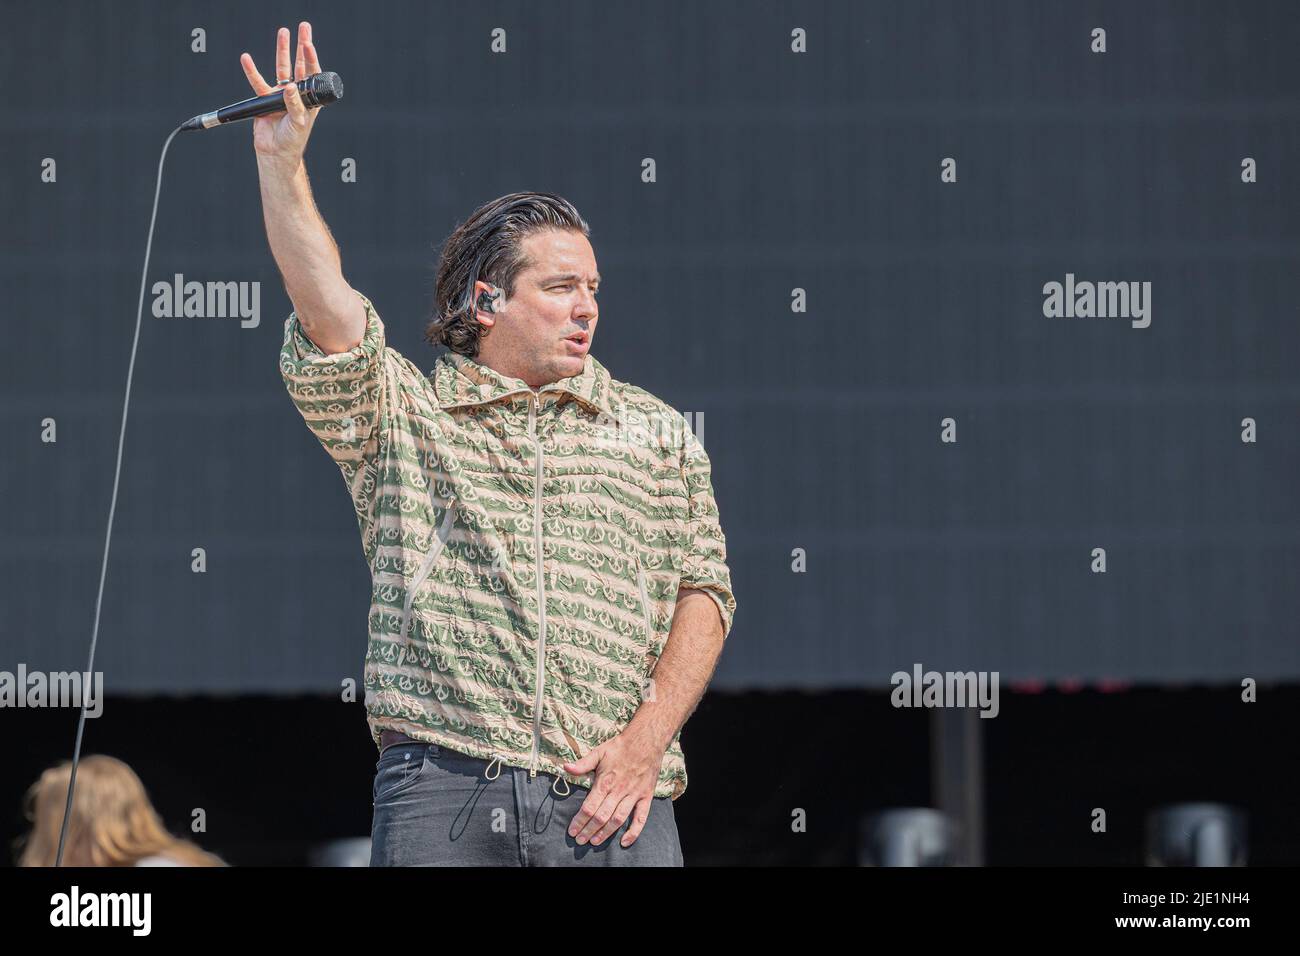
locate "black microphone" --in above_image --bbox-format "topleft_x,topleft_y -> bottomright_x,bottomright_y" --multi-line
180,71 -> 344,132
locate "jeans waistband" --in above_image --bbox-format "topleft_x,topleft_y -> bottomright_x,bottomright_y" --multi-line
380,729 -> 428,752
378,730 -> 573,797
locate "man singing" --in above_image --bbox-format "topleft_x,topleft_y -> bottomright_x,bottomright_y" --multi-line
249,23 -> 736,866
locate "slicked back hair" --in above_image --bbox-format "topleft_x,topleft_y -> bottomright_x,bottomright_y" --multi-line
426,191 -> 591,357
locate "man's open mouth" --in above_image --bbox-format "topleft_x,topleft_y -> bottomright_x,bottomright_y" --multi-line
565,332 -> 588,345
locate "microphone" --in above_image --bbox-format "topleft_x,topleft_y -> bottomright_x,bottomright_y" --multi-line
180,71 -> 344,132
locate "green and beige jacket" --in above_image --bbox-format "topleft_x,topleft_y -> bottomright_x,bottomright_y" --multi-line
279,290 -> 735,798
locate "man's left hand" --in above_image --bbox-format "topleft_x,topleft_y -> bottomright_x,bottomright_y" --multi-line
562,725 -> 665,847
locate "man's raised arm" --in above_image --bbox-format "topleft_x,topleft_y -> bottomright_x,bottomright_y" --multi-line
244,21 -> 365,354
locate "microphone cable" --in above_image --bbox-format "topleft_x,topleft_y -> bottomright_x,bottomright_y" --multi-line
56,122 -> 186,866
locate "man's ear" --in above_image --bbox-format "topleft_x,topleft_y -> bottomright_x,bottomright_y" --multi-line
474,282 -> 503,326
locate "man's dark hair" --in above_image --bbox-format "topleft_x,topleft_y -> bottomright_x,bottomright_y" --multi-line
426,191 -> 591,357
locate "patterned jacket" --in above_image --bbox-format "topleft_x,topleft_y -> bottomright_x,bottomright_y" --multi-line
279,290 -> 736,798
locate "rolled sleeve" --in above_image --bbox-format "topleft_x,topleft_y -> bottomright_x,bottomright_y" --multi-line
676,426 -> 736,640
279,289 -> 389,560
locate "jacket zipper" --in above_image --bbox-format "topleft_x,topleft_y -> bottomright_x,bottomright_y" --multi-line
527,391 -> 547,777
446,383 -> 560,776
400,498 -> 457,641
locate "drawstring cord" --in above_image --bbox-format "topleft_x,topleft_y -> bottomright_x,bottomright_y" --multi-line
481,753 -> 572,797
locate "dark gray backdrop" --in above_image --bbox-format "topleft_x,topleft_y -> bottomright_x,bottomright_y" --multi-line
3,0 -> 1297,693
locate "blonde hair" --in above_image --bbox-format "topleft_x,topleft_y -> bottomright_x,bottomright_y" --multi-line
17,755 -> 225,867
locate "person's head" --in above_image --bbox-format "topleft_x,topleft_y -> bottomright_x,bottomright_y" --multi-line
16,755 -> 224,867
427,191 -> 600,388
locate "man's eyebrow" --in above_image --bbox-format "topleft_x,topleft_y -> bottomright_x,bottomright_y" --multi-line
539,272 -> 601,284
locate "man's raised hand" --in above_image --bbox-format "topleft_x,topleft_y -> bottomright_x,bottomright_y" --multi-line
239,22 -> 323,166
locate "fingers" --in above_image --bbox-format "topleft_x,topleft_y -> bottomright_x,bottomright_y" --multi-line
275,26 -> 291,84
282,80 -> 307,122
589,794 -> 638,847
240,52 -> 273,96
302,21 -> 322,75
245,21 -> 320,96
244,26 -> 293,97
563,746 -> 601,777
567,794 -> 597,841
570,787 -> 621,845
295,22 -> 307,80
619,799 -> 652,848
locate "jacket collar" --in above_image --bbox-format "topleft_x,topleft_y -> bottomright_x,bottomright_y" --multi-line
433,350 -> 620,420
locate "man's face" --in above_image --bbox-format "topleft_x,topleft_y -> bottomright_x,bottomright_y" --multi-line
474,228 -> 600,389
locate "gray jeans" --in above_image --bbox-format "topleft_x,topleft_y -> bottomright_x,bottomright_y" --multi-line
369,741 -> 684,866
